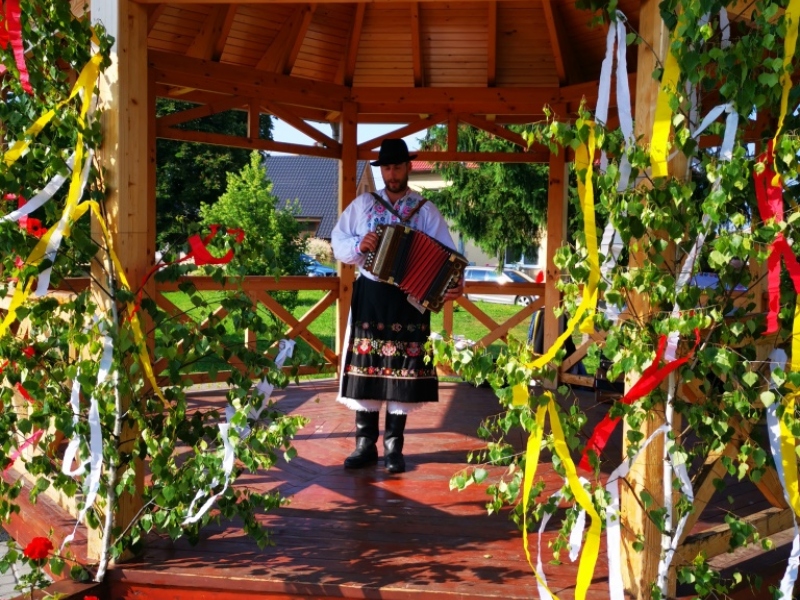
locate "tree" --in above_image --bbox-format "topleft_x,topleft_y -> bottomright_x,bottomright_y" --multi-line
420,125 -> 550,264
199,151 -> 306,278
156,100 -> 273,246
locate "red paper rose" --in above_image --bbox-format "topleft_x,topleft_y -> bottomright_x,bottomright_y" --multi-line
84,595 -> 100,600
23,536 -> 53,560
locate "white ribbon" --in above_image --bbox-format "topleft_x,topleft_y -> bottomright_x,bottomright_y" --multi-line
535,478 -> 589,599
33,148 -> 94,298
61,322 -> 113,551
184,340 -> 295,526
766,349 -> 800,599
0,153 -> 75,225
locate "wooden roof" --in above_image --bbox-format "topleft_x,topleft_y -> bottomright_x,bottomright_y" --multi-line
138,0 -> 642,162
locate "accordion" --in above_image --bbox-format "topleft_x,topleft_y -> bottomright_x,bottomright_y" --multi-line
364,223 -> 468,313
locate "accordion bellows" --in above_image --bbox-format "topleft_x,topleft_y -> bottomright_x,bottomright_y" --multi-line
364,224 -> 468,313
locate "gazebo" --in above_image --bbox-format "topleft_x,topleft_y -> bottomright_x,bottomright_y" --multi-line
5,1 -> 788,598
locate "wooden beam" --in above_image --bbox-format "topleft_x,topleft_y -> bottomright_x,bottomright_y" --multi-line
185,6 -> 229,60
285,4 -> 317,75
92,0 -> 151,562
447,113 -> 458,153
262,100 -> 341,149
541,0 -> 566,84
340,3 -> 365,86
621,0 -> 677,595
458,113 -> 528,149
146,5 -> 166,34
487,1 -> 497,87
410,3 -> 424,87
156,125 -> 339,158
544,147 -> 566,378
213,6 -> 238,61
359,149 -> 552,163
337,101 -> 358,364
150,51 -> 631,118
677,507 -> 796,565
156,95 -> 247,128
357,113 -> 447,152
150,50 -> 346,112
256,4 -> 316,74
248,98 -> 260,140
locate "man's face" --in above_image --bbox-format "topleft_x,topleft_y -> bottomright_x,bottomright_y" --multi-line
380,162 -> 410,194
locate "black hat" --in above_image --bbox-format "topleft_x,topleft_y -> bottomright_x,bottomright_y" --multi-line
370,138 -> 418,166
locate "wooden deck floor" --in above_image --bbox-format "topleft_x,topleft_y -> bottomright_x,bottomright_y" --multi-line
6,379 -> 794,599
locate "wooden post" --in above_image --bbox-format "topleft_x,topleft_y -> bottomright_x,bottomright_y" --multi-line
621,0 -> 682,594
92,0 -> 152,559
336,101 -> 358,366
543,147 -> 567,385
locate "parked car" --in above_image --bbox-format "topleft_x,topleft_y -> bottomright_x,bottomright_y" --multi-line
301,254 -> 336,277
463,266 -> 537,305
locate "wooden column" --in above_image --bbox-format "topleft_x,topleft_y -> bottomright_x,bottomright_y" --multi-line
621,0 -> 679,594
543,147 -> 567,383
336,101 -> 358,365
92,0 -> 152,558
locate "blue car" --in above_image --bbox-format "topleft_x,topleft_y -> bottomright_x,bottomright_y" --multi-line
301,254 -> 336,277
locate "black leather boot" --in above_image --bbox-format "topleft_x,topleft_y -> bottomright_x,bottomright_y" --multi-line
344,411 -> 379,469
384,412 -> 407,473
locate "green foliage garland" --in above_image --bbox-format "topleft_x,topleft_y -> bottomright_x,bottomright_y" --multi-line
435,1 -> 800,597
0,1 -> 307,588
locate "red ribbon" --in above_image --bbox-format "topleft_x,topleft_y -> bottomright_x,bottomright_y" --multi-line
753,142 -> 800,334
579,329 -> 700,471
3,429 -> 43,474
132,226 -> 245,317
0,0 -> 32,95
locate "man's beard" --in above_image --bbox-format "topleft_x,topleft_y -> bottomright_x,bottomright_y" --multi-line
384,174 -> 409,194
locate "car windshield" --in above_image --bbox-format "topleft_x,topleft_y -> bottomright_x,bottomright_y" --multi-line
502,270 -> 530,283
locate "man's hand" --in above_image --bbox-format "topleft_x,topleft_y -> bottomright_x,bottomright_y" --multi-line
359,231 -> 379,253
443,276 -> 464,302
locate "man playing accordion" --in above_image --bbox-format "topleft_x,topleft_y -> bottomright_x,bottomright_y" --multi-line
331,138 -> 463,474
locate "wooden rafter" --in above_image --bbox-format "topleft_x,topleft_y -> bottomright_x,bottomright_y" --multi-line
357,113 -> 447,151
487,1 -> 497,87
541,0 -> 578,85
256,4 -> 316,74
448,113 -> 458,152
213,6 -> 238,61
146,4 -> 166,34
458,113 -> 527,149
410,3 -> 423,87
186,6 -> 228,60
361,148 -> 552,163
151,51 -> 623,117
262,100 -> 341,149
151,50 -> 346,111
156,95 -> 247,128
339,3 -> 365,86
155,126 -> 339,158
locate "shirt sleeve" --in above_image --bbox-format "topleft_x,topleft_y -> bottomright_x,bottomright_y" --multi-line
419,202 -> 456,250
331,194 -> 369,267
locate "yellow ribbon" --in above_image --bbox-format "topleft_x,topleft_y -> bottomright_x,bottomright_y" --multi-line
4,54 -> 102,167
774,0 -> 800,146
512,127 -> 599,407
0,53 -> 169,407
649,46 -> 680,179
520,392 -> 602,599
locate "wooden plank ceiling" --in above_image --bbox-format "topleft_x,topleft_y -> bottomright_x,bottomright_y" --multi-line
137,0 -> 643,159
